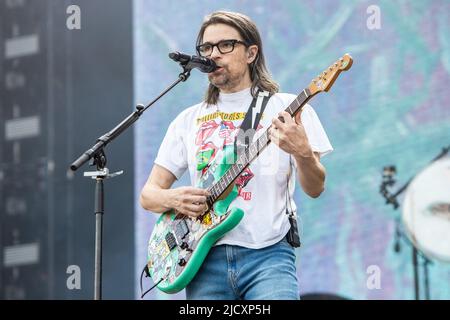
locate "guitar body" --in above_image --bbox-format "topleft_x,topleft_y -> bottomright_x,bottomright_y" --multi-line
147,147 -> 244,294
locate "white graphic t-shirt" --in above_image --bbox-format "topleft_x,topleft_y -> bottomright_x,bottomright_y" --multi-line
154,87 -> 333,249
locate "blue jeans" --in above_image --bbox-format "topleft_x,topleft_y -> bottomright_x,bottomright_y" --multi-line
186,235 -> 299,300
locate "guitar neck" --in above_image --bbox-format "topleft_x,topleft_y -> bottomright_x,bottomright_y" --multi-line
207,88 -> 312,204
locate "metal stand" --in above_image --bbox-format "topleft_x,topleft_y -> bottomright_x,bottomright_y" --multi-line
70,64 -> 194,299
423,254 -> 431,300
380,145 -> 449,300
83,150 -> 123,300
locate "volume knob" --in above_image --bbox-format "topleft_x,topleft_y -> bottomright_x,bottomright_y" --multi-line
180,242 -> 189,249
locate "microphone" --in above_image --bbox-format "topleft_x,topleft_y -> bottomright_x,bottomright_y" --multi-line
169,51 -> 218,73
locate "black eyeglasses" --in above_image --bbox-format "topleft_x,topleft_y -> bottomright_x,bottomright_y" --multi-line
196,39 -> 248,57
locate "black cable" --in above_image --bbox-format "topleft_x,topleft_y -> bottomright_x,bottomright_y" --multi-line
286,156 -> 296,215
140,264 -> 163,299
286,155 -> 301,247
393,218 -> 401,253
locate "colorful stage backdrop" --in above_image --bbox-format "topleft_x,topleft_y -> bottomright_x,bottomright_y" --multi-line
134,0 -> 450,299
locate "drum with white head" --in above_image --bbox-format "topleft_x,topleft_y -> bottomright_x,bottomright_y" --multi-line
402,158 -> 450,262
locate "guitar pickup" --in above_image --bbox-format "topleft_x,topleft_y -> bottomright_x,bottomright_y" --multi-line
165,232 -> 177,251
175,219 -> 189,242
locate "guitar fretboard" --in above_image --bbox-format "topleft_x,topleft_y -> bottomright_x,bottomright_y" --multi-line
207,88 -> 312,205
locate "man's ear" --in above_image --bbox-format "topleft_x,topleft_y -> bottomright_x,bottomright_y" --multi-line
247,45 -> 258,64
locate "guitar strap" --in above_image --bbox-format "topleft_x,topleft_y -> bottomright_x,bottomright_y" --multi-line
234,89 -> 300,247
286,155 -> 301,248
234,89 -> 271,158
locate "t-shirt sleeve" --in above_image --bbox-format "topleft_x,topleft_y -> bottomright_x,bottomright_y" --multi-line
301,104 -> 333,157
154,115 -> 188,180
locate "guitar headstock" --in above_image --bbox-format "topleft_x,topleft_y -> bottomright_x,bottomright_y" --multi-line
308,53 -> 353,95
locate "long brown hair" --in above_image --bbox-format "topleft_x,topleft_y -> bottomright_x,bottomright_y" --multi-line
196,11 -> 279,105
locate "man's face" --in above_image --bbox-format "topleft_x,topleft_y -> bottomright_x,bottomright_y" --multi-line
201,23 -> 255,93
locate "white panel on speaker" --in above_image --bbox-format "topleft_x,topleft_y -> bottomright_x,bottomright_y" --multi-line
5,115 -> 40,140
3,243 -> 40,267
5,34 -> 39,59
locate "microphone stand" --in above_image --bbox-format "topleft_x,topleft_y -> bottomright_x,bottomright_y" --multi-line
69,62 -> 194,300
380,145 -> 449,300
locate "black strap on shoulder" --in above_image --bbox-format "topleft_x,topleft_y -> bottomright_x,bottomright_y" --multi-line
239,89 -> 271,132
234,89 -> 271,157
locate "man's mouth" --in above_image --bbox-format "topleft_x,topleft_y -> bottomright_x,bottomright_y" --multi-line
211,66 -> 224,74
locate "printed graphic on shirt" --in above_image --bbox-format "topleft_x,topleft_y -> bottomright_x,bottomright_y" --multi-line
196,111 -> 246,125
235,167 -> 254,200
196,141 -> 218,171
195,120 -> 219,146
194,112 -> 263,201
218,121 -> 236,147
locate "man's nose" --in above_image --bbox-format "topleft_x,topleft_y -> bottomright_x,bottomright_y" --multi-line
210,46 -> 222,59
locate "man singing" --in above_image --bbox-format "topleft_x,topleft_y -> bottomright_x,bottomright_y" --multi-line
140,10 -> 333,300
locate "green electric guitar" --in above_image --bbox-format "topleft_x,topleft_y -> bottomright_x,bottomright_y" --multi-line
146,54 -> 353,293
